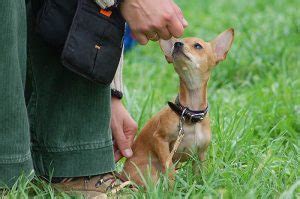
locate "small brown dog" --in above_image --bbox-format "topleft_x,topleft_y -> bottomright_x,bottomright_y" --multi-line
121,29 -> 234,186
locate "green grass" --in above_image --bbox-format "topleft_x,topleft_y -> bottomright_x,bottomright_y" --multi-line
3,0 -> 299,198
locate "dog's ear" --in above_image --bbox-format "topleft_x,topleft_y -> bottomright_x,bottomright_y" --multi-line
159,38 -> 177,63
211,28 -> 234,63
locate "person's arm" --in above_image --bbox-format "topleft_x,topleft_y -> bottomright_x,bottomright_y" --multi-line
92,0 -> 137,160
110,50 -> 138,162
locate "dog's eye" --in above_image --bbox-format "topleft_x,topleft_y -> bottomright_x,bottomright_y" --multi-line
194,43 -> 203,49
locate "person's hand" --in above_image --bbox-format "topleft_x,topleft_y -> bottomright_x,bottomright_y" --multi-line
111,97 -> 138,162
120,0 -> 188,45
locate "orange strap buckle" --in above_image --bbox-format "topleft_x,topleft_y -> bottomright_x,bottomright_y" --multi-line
100,9 -> 112,17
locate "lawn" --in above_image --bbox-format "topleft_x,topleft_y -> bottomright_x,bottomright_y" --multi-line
3,0 -> 299,198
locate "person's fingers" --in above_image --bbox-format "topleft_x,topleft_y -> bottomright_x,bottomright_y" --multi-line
126,132 -> 135,147
113,140 -> 122,162
123,117 -> 138,146
156,26 -> 172,40
161,2 -> 184,38
112,125 -> 133,158
182,18 -> 188,28
167,17 -> 184,38
172,2 -> 188,28
132,31 -> 149,45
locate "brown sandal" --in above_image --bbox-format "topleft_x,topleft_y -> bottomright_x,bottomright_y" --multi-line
48,172 -> 136,198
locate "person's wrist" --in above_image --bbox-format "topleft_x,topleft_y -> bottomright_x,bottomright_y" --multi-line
111,96 -> 122,109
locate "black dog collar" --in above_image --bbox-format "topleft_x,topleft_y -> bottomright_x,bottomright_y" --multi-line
168,96 -> 208,123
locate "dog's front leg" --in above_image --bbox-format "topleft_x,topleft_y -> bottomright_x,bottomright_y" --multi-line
153,136 -> 176,187
153,134 -> 171,170
152,133 -> 176,183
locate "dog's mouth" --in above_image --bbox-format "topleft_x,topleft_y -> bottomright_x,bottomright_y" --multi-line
172,49 -> 191,61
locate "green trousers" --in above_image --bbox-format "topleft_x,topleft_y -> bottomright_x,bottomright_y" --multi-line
0,0 -> 114,188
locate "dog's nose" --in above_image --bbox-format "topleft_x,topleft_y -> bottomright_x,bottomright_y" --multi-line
174,42 -> 184,48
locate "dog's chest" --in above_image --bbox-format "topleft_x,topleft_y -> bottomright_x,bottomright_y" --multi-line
176,123 -> 209,152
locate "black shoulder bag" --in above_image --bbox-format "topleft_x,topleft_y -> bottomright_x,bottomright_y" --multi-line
35,0 -> 125,85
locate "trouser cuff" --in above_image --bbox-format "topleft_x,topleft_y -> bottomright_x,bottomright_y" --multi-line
0,158 -> 34,188
32,145 -> 115,177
